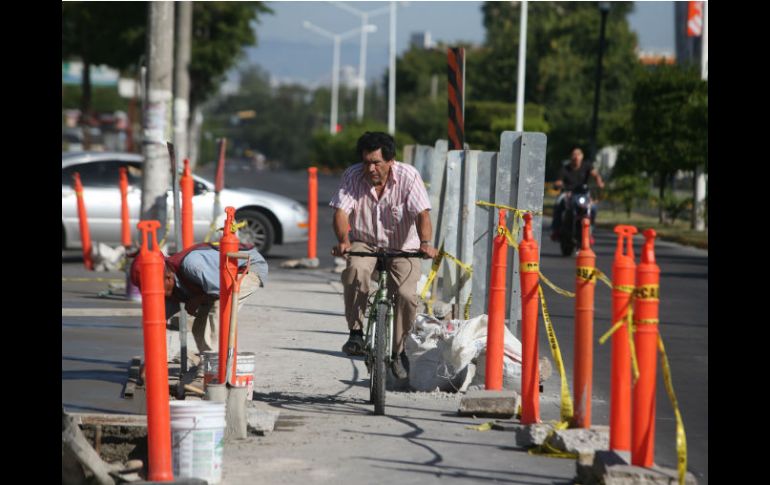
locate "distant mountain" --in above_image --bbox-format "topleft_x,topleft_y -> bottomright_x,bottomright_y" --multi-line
242,38 -> 390,88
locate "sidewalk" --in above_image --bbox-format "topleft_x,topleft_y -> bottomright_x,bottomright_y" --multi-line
215,264 -> 576,484
62,259 -> 578,484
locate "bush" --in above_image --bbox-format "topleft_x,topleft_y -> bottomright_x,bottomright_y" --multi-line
310,121 -> 416,170
605,175 -> 652,217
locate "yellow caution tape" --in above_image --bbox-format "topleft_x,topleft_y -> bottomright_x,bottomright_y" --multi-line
576,266 -> 597,283
527,421 -> 579,459
597,296 -> 640,382
232,220 -> 247,233
613,284 -> 636,293
636,284 -> 660,300
538,271 -> 575,298
636,318 -> 660,326
465,421 -> 494,431
627,308 -> 640,382
595,269 -> 614,289
419,250 -> 442,301
658,334 -> 688,485
61,277 -> 124,283
441,250 -> 473,277
521,262 -> 539,273
538,285 -> 573,422
203,222 -> 220,243
500,224 -> 518,249
464,292 -> 472,320
475,200 -> 543,217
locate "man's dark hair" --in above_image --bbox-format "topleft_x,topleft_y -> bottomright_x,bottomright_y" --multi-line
356,131 -> 395,163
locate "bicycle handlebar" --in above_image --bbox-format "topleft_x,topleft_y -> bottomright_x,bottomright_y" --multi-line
345,250 -> 425,259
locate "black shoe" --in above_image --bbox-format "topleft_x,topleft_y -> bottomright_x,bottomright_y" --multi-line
342,332 -> 365,356
390,352 -> 408,380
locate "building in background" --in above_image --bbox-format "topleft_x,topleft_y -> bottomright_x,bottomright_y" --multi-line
410,31 -> 434,50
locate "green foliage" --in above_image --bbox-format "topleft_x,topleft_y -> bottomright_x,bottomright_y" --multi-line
468,102 -> 550,150
61,3 -> 146,71
189,2 -> 272,108
651,192 -> 693,225
62,85 -> 130,113
605,174 -> 651,217
311,121 -> 416,170
477,2 -> 640,173
621,64 -> 708,177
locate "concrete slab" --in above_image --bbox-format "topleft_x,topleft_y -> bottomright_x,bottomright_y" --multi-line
457,389 -> 519,418
577,450 -> 698,485
246,401 -> 280,436
550,425 -> 610,455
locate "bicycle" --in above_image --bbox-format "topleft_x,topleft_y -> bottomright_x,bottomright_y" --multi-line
345,249 -> 424,415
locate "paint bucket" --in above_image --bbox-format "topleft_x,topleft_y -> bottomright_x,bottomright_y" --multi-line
203,351 -> 256,400
169,400 -> 226,484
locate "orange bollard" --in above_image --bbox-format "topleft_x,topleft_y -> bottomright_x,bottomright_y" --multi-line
119,167 -> 131,248
573,218 -> 596,428
610,224 -> 638,451
519,212 -> 541,424
485,210 -> 508,391
218,207 -> 240,385
136,220 -> 173,481
181,159 -> 194,249
632,229 -> 660,467
307,167 -> 318,259
73,173 -> 94,270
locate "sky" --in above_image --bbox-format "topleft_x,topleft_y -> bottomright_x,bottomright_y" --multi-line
229,1 -> 677,90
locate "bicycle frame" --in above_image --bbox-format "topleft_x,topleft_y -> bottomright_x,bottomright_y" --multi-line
363,260 -> 395,370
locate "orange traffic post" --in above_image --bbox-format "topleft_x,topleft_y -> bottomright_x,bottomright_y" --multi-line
181,159 -> 194,249
136,220 -> 173,481
218,207 -> 240,385
485,209 -> 508,391
573,218 -> 597,428
610,224 -> 638,451
119,167 -> 131,248
73,173 -> 94,270
519,212 -> 541,424
632,229 -> 660,467
307,167 -> 318,260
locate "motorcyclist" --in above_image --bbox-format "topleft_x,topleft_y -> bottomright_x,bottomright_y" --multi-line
550,147 -> 605,241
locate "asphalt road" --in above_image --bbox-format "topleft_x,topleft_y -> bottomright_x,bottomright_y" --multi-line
62,161 -> 707,483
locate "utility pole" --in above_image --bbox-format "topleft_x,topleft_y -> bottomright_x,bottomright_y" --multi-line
589,2 -> 610,162
141,1 -> 175,236
173,1 -> 192,165
303,21 -> 375,135
693,1 -> 707,231
330,2 -> 389,122
515,0 -> 528,132
388,1 -> 396,135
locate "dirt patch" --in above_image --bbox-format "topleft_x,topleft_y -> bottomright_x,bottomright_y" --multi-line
81,425 -> 148,475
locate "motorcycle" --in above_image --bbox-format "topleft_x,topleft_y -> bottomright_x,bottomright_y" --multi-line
556,184 -> 594,256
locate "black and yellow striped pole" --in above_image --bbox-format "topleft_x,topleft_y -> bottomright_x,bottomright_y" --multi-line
447,47 -> 465,150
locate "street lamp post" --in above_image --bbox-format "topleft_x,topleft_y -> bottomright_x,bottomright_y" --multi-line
303,21 -> 377,135
589,2 -> 610,162
329,2 -> 389,122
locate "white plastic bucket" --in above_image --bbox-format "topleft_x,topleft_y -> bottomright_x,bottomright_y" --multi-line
203,351 -> 256,400
170,400 -> 226,484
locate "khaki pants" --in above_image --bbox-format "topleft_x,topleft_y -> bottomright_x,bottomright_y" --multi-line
189,272 -> 262,354
342,241 -> 421,355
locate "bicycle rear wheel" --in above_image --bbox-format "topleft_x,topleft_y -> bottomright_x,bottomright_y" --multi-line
371,302 -> 389,415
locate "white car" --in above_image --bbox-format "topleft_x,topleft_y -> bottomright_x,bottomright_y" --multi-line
62,152 -> 308,255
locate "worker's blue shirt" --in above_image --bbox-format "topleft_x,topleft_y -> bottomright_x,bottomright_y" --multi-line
165,247 -> 268,317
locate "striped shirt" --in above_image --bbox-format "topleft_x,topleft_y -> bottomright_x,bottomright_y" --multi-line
330,162 -> 431,251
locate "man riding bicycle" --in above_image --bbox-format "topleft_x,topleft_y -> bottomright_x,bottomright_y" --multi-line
330,132 -> 438,380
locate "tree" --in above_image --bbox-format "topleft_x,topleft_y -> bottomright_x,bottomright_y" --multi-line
61,3 -> 145,119
619,64 -> 707,223
477,2 -> 641,175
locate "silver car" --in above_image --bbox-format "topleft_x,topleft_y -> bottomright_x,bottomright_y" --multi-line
62,152 -> 308,255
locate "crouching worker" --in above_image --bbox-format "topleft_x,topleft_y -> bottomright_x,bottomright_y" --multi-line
131,242 -> 269,357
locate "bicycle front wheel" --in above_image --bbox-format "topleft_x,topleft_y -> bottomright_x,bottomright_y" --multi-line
371,302 -> 389,415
